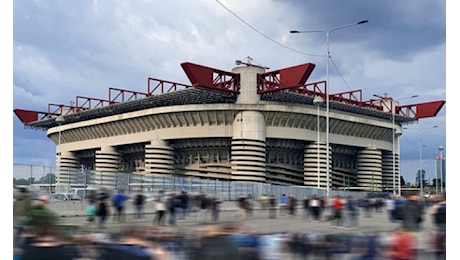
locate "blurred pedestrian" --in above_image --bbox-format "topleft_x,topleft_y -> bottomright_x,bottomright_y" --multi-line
385,228 -> 417,260
310,195 -> 321,221
177,190 -> 189,220
112,189 -> 128,222
237,194 -> 247,219
268,194 -> 277,219
153,190 -> 167,226
133,189 -> 146,220
14,187 -> 32,227
302,195 -> 310,220
430,192 -> 446,231
167,192 -> 178,226
429,192 -> 446,259
400,192 -> 424,232
85,199 -> 97,227
278,194 -> 287,215
287,195 -> 296,216
386,196 -> 396,222
331,195 -> 344,227
346,196 -> 359,228
197,191 -> 210,224
210,196 -> 222,222
96,187 -> 110,229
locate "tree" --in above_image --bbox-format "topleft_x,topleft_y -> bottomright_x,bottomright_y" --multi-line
38,173 -> 56,184
13,178 -> 30,186
415,169 -> 426,188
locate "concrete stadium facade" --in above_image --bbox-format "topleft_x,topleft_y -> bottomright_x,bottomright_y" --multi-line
15,61 -> 444,193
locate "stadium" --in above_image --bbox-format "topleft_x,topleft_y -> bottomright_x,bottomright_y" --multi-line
14,60 -> 445,194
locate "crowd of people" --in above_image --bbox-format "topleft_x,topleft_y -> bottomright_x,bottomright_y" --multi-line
13,186 -> 446,259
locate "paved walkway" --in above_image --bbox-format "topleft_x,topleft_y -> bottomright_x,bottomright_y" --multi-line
54,201 -> 439,253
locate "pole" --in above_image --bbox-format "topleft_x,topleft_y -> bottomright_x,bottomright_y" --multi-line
419,139 -> 423,197
438,145 -> 444,193
325,32 -> 330,198
433,155 -> 437,195
290,20 -> 368,199
392,110 -> 396,195
317,101 -> 321,188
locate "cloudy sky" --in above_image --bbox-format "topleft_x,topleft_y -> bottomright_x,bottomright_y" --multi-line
10,0 -> 449,184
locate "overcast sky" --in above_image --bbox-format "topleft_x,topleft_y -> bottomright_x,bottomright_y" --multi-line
9,0 -> 450,184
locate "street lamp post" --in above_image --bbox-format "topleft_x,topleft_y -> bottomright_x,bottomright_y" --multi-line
290,20 -> 368,197
438,145 -> 444,193
422,144 -> 438,195
313,95 -> 325,188
419,138 -> 423,197
403,125 -> 438,197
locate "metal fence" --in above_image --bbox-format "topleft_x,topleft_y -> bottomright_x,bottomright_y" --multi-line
13,164 -> 370,200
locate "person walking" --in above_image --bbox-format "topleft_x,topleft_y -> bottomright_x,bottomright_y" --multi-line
14,187 -> 33,257
85,199 -> 97,227
210,196 -> 222,222
177,190 -> 189,220
133,189 -> 146,221
112,189 -> 128,222
153,190 -> 167,226
197,192 -> 210,224
331,195 -> 344,227
268,194 -> 277,219
429,192 -> 446,259
96,187 -> 110,229
386,196 -> 396,222
345,196 -> 359,228
167,192 -> 178,226
400,192 -> 424,232
302,195 -> 310,220
309,195 -> 321,221
278,194 -> 287,216
13,187 -> 32,228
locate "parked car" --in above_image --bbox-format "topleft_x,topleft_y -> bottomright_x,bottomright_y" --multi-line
49,193 -> 82,201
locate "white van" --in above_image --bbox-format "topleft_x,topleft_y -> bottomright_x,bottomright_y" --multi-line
67,187 -> 99,199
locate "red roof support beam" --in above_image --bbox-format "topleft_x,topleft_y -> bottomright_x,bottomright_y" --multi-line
329,89 -> 364,107
76,96 -> 113,110
147,78 -> 191,95
13,109 -> 54,124
290,80 -> 326,98
398,100 -> 446,119
180,62 -> 240,94
109,87 -> 148,103
257,63 -> 316,94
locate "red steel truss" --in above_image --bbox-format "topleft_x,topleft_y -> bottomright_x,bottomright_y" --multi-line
13,61 -> 445,125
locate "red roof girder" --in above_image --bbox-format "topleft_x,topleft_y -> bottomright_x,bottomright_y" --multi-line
13,109 -> 54,124
76,96 -> 114,110
398,100 -> 446,119
257,63 -> 316,94
180,62 -> 240,93
109,87 -> 148,103
48,103 -> 82,115
289,80 -> 326,99
330,89 -> 364,106
147,78 -> 191,95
